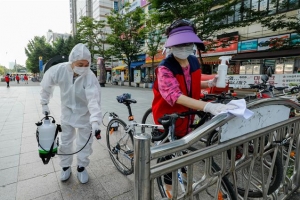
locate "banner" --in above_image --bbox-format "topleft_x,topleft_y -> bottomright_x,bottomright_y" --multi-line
202,35 -> 239,57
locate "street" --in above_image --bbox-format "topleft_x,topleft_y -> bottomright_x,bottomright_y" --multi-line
0,82 -> 300,200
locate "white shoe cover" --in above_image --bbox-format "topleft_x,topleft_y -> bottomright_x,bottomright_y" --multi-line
77,169 -> 89,184
61,168 -> 71,181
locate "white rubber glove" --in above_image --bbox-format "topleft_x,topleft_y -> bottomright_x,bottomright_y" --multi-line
204,102 -> 238,116
207,75 -> 218,88
42,105 -> 50,115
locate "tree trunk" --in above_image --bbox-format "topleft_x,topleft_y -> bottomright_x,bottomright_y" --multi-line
128,60 -> 131,87
151,57 -> 155,82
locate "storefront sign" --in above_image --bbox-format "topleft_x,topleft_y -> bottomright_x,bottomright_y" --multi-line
202,36 -> 239,57
228,74 -> 300,88
290,33 -> 300,47
238,39 -> 258,53
257,34 -> 290,51
145,50 -> 164,63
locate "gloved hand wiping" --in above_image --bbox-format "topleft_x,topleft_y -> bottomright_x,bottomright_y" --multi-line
92,122 -> 101,140
42,105 -> 50,115
204,102 -> 238,116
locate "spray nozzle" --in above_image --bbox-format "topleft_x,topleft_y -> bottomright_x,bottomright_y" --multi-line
219,56 -> 232,65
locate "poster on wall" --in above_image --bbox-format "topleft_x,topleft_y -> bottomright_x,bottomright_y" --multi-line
202,35 -> 239,57
134,70 -> 141,83
257,34 -> 290,51
228,74 -> 300,88
238,39 -> 258,53
291,33 -> 300,47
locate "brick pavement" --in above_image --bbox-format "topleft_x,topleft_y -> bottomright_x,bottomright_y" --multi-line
1,80 -> 300,200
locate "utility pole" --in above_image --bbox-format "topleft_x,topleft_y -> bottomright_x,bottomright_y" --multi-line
71,0 -> 77,36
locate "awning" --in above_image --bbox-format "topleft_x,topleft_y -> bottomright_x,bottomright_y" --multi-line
113,66 -> 127,70
141,62 -> 161,68
201,56 -> 221,65
232,48 -> 300,60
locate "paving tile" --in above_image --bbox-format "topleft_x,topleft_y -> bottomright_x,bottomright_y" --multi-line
0,167 -> 18,186
0,183 -> 17,200
21,135 -> 37,145
98,171 -> 134,198
112,190 -> 134,200
32,191 -> 63,200
18,161 -> 55,181
20,151 -> 42,165
0,145 -> 20,158
0,132 -> 22,141
16,173 -> 60,200
56,168 -> 110,200
20,142 -> 38,153
0,138 -> 21,149
0,155 -> 19,170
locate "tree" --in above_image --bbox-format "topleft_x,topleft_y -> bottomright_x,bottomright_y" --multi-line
260,1 -> 300,45
0,65 -> 6,75
106,6 -> 147,86
52,36 -> 79,56
145,10 -> 165,81
25,36 -> 54,73
150,0 -> 263,63
76,16 -> 111,62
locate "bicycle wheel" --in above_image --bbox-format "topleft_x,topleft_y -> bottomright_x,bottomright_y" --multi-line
206,131 -> 283,198
156,148 -> 236,200
106,118 -> 134,175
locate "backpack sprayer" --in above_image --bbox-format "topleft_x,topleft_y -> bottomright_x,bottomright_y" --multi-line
36,112 -> 101,165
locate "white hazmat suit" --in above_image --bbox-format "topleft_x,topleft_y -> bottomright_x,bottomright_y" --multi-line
40,43 -> 102,170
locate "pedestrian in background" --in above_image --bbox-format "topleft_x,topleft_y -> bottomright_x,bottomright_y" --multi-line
16,74 -> 20,84
40,43 -> 102,184
21,74 -> 24,82
24,74 -> 28,84
107,72 -> 111,83
5,74 -> 10,88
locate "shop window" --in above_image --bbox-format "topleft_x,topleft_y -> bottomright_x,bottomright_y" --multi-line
240,65 -> 246,74
259,0 -> 268,11
288,0 -> 299,9
278,0 -> 288,12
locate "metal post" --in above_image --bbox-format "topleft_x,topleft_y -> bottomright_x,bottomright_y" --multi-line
293,123 -> 300,187
134,132 -> 151,200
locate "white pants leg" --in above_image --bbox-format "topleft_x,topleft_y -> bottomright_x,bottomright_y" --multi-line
76,126 -> 93,167
58,124 -> 76,168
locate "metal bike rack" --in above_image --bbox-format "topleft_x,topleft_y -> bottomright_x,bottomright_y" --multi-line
134,98 -> 300,200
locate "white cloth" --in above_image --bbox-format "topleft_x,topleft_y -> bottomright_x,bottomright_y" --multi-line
219,99 -> 254,119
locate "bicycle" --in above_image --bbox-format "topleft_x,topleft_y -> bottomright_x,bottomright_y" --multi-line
105,93 -> 163,175
154,112 -> 237,199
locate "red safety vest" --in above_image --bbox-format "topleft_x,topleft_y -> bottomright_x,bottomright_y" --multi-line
152,54 -> 201,137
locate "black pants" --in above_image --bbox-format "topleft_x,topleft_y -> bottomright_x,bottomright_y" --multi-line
6,81 -> 9,87
17,80 -> 19,84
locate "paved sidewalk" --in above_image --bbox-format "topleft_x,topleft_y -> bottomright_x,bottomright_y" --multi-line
0,83 -> 153,200
1,81 -> 300,200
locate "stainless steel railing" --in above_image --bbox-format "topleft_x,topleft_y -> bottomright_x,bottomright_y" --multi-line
134,98 -> 300,200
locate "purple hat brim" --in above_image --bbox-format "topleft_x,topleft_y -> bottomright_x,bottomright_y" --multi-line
165,29 -> 203,48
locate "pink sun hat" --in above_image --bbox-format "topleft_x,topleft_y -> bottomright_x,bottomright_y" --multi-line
164,26 -> 204,48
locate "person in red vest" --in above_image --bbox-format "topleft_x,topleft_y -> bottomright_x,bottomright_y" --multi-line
24,74 -> 28,84
16,74 -> 20,84
5,74 -> 10,88
151,19 -> 237,198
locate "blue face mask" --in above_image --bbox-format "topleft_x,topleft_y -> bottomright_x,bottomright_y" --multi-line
172,44 -> 194,59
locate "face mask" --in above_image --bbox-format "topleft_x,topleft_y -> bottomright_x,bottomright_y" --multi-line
73,66 -> 89,75
172,44 -> 194,59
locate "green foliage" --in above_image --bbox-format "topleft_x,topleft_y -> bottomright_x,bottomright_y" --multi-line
25,36 -> 54,74
76,16 -> 111,61
106,6 -> 147,85
25,35 -> 78,73
0,65 -> 6,75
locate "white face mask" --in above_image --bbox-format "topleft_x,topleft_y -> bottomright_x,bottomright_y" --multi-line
73,66 -> 89,75
172,44 -> 194,59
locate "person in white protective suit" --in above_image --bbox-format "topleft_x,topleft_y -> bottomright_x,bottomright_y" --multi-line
40,43 -> 102,184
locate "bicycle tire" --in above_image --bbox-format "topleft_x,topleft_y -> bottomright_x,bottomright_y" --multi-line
156,149 -> 237,200
206,131 -> 283,197
106,118 -> 134,175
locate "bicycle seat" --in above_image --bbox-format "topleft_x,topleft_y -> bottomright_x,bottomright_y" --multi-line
274,87 -> 288,91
